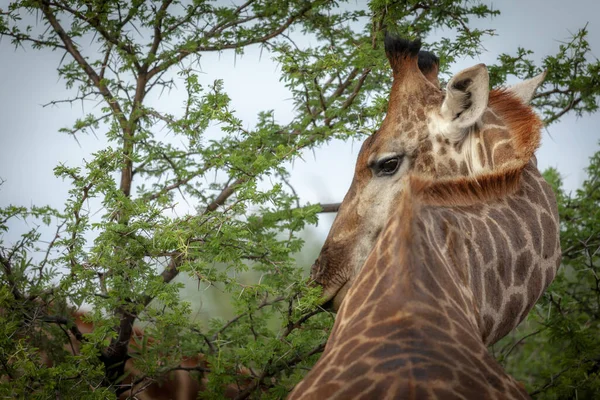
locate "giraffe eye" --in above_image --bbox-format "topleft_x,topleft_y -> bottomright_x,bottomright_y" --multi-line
375,156 -> 402,176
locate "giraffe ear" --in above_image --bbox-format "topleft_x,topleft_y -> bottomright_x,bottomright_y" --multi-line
440,64 -> 489,137
506,71 -> 547,104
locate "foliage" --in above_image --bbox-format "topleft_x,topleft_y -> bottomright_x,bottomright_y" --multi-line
487,24 -> 600,125
0,0 -> 599,398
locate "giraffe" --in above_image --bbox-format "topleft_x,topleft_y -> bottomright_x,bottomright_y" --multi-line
289,35 -> 561,399
289,177 -> 533,399
309,35 -> 561,346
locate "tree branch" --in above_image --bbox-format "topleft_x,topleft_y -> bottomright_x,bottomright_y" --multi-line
0,31 -> 66,49
324,68 -> 372,126
50,0 -> 140,67
40,314 -> 87,343
315,202 -> 340,213
39,1 -> 128,129
212,296 -> 286,341
543,96 -> 583,125
0,252 -> 23,300
147,3 -> 314,80
145,0 -> 174,69
205,178 -> 245,213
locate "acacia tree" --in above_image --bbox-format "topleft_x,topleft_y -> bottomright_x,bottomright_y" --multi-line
0,1 -> 598,398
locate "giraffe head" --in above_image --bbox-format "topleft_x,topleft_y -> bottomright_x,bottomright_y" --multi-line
312,35 -> 546,309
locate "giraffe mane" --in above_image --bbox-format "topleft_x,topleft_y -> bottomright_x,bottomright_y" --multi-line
384,34 -> 422,77
410,165 -> 524,206
384,34 -> 421,61
411,88 -> 542,206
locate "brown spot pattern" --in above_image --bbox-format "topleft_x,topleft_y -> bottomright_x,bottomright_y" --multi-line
448,158 -> 459,173
460,161 -> 469,175
291,46 -> 560,400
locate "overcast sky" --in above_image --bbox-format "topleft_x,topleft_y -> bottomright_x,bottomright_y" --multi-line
1,0 -> 599,246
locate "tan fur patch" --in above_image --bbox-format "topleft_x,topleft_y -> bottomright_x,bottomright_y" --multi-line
407,88 -> 542,206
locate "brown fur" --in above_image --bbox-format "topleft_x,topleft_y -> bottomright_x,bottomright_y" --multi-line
297,35 -> 559,400
489,89 -> 542,163
412,165 -> 524,206
421,62 -> 440,87
396,182 -> 418,251
291,174 -> 532,400
411,88 -> 543,206
384,36 -> 421,78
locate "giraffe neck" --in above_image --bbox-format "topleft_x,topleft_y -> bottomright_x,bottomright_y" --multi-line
415,88 -> 560,343
412,159 -> 560,344
289,193 -> 530,400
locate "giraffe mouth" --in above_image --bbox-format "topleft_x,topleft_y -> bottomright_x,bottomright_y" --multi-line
321,281 -> 350,312
331,281 -> 350,310
310,256 -> 352,311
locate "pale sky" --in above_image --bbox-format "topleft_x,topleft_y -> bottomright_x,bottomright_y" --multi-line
1,0 -> 599,247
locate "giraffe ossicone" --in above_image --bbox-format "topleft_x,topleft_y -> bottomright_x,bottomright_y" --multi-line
293,34 -> 561,399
